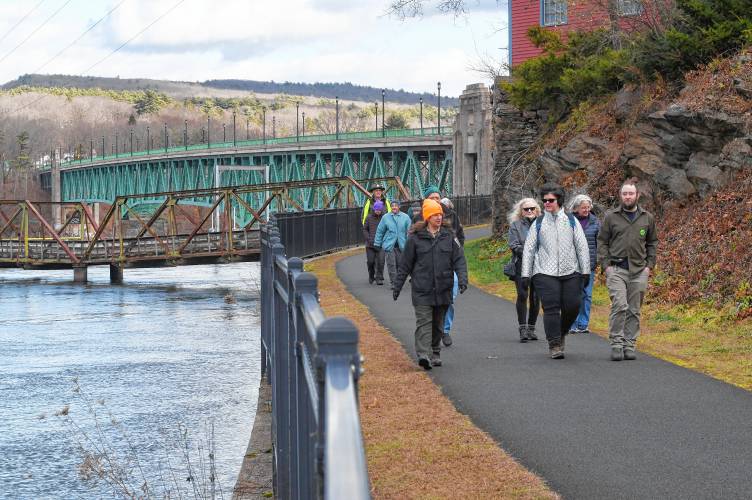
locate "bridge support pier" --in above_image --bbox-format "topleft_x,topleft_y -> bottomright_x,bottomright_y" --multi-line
109,265 -> 123,284
73,266 -> 88,283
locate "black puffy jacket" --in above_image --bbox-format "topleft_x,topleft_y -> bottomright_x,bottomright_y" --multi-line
393,225 -> 468,306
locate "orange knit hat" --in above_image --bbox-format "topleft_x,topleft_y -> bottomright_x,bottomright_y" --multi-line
422,199 -> 443,221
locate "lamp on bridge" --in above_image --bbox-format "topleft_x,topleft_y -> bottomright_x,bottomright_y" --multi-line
207,116 -> 211,148
272,116 -> 276,139
336,96 -> 339,140
164,123 -> 168,153
381,89 -> 385,138
246,117 -> 250,140
437,81 -> 441,134
296,101 -> 300,142
302,112 -> 305,137
233,111 -> 237,147
147,126 -> 150,154
223,123 -> 226,143
184,120 -> 188,150
130,129 -> 133,156
115,132 -> 118,158
419,97 -> 423,134
262,107 -> 266,144
374,102 -> 378,131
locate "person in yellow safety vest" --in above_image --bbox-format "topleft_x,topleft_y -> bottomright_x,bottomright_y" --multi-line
361,184 -> 391,224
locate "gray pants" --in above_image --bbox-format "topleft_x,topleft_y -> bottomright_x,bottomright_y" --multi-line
414,305 -> 448,359
385,247 -> 401,286
606,267 -> 649,350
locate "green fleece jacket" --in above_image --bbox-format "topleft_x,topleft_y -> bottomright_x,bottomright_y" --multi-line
597,205 -> 658,272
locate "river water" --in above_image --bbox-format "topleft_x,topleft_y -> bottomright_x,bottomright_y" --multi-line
0,263 -> 261,499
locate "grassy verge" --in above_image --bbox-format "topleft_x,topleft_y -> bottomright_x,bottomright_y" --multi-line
465,237 -> 752,391
307,250 -> 557,499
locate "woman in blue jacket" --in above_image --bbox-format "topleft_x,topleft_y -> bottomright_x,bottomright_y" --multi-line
374,200 -> 411,289
568,194 -> 600,334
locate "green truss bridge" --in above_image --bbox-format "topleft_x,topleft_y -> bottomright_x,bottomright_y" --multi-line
43,127 -> 453,208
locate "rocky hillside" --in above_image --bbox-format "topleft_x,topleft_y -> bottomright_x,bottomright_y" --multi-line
492,51 -> 752,317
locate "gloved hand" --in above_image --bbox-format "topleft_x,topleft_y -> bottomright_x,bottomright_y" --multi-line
373,246 -> 382,252
392,289 -> 400,301
582,273 -> 591,290
459,284 -> 467,294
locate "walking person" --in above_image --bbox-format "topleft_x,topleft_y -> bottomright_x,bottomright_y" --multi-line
363,200 -> 386,285
439,197 -> 465,346
507,198 -> 542,343
597,180 -> 658,361
521,183 -> 590,359
568,194 -> 601,335
392,199 -> 468,370
361,184 -> 391,224
373,199 -> 411,289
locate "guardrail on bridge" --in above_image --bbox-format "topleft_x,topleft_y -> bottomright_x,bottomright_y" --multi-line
260,218 -> 370,499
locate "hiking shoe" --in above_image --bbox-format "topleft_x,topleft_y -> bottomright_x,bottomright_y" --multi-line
526,325 -> 538,341
550,347 -> 564,359
368,277 -> 375,284
418,357 -> 432,370
611,346 -> 624,361
430,353 -> 442,367
568,329 -> 578,335
519,325 -> 528,343
376,279 -> 384,285
442,333 -> 453,347
623,349 -> 636,361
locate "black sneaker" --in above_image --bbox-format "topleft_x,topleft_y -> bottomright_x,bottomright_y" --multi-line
442,333 -> 452,347
611,346 -> 624,361
623,349 -> 636,360
418,357 -> 432,370
430,353 -> 442,367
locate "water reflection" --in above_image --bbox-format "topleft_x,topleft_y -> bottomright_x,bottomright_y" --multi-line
0,263 -> 261,499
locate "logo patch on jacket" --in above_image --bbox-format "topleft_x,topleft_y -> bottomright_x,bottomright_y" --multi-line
639,228 -> 646,237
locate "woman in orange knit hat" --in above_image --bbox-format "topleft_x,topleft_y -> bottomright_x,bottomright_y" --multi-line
392,199 -> 468,370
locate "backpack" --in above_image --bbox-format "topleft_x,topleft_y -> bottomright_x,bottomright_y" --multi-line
536,213 -> 577,251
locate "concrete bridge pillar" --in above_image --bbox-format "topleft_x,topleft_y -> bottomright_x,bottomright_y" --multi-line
452,83 -> 494,196
109,264 -> 123,284
73,266 -> 88,283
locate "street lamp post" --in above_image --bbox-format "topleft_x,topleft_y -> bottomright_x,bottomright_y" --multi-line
115,132 -> 118,157
101,137 -> 105,160
184,120 -> 188,150
374,102 -> 378,131
207,116 -> 211,148
301,112 -> 305,137
246,118 -> 249,140
419,97 -> 424,134
262,107 -> 266,144
130,129 -> 133,156
335,96 -> 339,140
296,101 -> 300,142
90,139 -> 93,162
232,111 -> 236,147
381,89 -> 385,138
272,116 -> 276,138
164,123 -> 168,153
437,81 -> 441,134
223,123 -> 226,143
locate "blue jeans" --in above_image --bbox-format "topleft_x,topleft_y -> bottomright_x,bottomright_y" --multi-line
573,274 -> 594,331
443,272 -> 459,333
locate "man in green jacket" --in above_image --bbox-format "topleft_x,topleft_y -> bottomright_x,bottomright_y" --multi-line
597,180 -> 658,361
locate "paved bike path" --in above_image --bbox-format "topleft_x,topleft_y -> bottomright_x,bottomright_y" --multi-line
336,227 -> 752,499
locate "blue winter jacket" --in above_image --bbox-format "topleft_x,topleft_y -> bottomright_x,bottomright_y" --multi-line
374,211 -> 411,251
576,213 -> 601,271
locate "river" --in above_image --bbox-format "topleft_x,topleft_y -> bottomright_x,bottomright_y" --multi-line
0,263 -> 261,499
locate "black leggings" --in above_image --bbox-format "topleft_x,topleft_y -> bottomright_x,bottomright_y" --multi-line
514,275 -> 540,326
532,273 -> 582,342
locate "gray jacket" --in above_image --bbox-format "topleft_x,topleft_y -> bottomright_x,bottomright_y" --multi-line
521,210 -> 590,278
508,218 -> 534,259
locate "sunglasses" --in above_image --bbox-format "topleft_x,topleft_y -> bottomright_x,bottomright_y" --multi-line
522,207 -> 537,212
542,198 -> 558,204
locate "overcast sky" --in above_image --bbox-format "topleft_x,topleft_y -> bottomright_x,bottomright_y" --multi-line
0,0 -> 508,97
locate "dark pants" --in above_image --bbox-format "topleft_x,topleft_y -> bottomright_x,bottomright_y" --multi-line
532,273 -> 582,343
514,274 -> 540,326
366,246 -> 384,281
414,304 -> 449,359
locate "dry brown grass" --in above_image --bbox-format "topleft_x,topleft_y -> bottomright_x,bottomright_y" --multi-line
307,250 -> 558,500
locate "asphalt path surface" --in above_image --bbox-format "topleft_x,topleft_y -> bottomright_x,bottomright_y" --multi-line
337,226 -> 752,499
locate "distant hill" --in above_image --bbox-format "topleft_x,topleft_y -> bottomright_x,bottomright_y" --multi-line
2,74 -> 458,106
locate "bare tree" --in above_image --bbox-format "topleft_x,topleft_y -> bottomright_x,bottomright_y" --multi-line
386,0 -> 472,19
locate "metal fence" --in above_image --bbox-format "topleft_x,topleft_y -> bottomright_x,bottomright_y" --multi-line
274,208 -> 363,258
451,194 -> 493,226
260,218 -> 370,500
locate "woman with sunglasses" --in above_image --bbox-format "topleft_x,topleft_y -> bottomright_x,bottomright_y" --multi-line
507,198 -> 542,342
521,183 -> 591,359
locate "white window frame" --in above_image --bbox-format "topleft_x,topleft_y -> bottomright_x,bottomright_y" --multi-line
617,0 -> 643,16
541,0 -> 568,27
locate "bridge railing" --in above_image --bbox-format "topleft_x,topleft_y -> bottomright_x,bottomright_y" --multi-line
260,218 -> 369,500
52,126 -> 454,169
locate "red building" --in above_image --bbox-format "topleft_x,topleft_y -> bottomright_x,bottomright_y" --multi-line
508,0 -> 644,66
